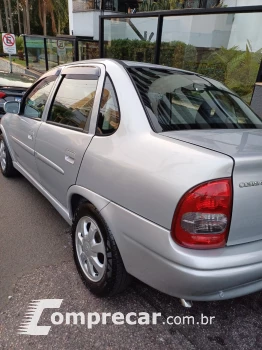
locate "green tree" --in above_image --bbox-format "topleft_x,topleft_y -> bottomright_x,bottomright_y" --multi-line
198,41 -> 262,103
38,0 -> 68,35
53,0 -> 69,34
7,0 -> 14,32
0,0 -> 68,36
3,0 -> 10,32
0,2 -> 4,32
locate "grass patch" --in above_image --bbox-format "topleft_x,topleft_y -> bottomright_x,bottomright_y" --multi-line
3,57 -> 26,67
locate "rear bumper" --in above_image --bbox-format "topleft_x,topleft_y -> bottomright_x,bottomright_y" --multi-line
122,235 -> 262,301
101,202 -> 262,301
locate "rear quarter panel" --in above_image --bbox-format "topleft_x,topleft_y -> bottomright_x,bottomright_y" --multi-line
228,158 -> 262,246
76,61 -> 234,230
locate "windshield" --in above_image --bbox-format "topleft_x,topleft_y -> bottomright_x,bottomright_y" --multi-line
128,67 -> 262,132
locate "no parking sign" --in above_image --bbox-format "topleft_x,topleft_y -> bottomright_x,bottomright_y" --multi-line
57,40 -> 66,57
2,33 -> 17,55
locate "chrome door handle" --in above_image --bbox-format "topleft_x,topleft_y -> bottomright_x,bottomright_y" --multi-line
65,155 -> 75,164
65,150 -> 76,165
28,131 -> 34,140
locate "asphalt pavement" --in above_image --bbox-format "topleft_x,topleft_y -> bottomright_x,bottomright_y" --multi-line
1,173 -> 262,350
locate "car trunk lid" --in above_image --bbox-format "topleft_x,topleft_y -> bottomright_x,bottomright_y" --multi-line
161,129 -> 262,246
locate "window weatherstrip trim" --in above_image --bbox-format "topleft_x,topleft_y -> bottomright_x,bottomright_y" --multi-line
61,66 -> 101,77
46,121 -> 84,133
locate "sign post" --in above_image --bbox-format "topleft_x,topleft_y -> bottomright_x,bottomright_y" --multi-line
57,40 -> 66,57
2,33 -> 17,74
9,54 -> 13,74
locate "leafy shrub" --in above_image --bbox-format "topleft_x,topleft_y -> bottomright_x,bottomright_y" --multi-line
198,41 -> 262,103
105,39 -> 155,62
105,39 -> 197,70
105,38 -> 261,103
16,36 -> 24,52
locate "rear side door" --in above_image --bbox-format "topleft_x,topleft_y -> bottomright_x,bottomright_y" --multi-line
35,64 -> 105,207
7,75 -> 57,182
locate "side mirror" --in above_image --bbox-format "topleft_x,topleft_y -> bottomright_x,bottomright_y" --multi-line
4,101 -> 20,114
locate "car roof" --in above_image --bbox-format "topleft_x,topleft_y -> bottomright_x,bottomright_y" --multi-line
59,59 -> 197,76
122,60 -> 189,71
36,59 -> 232,96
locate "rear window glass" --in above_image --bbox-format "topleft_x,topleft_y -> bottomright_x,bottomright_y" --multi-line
128,67 -> 262,132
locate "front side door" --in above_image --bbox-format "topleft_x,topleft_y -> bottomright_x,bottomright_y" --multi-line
8,75 -> 57,182
35,65 -> 104,207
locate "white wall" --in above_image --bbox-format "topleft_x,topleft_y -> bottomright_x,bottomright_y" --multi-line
161,14 -> 233,48
68,0 -> 74,35
72,11 -> 119,39
224,0 -> 262,51
104,14 -> 233,48
103,17 -> 158,42
224,0 -> 262,6
73,11 -> 94,37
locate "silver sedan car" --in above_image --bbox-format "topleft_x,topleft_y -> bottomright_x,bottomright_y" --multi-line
1,60 -> 262,305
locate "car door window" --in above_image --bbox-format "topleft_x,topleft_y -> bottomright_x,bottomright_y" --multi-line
96,76 -> 120,135
48,75 -> 98,130
23,76 -> 57,119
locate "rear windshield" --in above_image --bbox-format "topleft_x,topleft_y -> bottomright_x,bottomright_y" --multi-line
128,67 -> 262,132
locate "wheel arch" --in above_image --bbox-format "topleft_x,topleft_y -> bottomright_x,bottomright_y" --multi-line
0,124 -> 15,161
68,186 -> 130,277
67,185 -> 110,221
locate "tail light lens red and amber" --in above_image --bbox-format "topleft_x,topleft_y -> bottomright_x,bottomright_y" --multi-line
171,179 -> 232,249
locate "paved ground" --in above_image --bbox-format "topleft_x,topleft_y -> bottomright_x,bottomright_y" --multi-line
0,58 -> 41,78
1,173 -> 262,350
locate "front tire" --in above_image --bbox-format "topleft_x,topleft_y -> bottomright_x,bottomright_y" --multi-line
0,138 -> 17,177
72,202 -> 131,297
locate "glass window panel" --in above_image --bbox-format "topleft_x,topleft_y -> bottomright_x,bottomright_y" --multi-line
24,76 -> 57,119
48,77 -> 98,129
78,41 -> 99,60
96,76 -> 120,135
25,37 -> 46,73
46,39 -> 74,69
160,13 -> 262,104
128,67 -> 262,132
104,17 -> 158,63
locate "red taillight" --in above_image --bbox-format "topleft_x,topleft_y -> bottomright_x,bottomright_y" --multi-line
0,92 -> 6,99
171,179 -> 232,249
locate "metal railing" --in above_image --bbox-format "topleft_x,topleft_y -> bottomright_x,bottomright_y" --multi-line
23,35 -> 99,73
99,5 -> 262,65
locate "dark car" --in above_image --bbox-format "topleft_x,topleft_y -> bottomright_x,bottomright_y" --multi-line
0,71 -> 36,117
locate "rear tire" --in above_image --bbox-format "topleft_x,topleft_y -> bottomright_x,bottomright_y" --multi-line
0,137 -> 17,177
72,202 -> 132,297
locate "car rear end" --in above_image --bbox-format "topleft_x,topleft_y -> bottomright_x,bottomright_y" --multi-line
124,64 -> 262,300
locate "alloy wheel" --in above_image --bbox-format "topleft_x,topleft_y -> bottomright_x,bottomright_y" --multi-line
0,141 -> 7,172
75,216 -> 107,282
